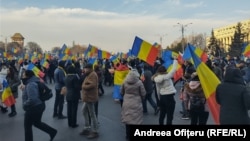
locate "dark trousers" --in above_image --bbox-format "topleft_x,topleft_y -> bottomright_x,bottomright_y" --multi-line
24,103 -> 56,141
190,110 -> 209,125
10,104 -> 16,113
67,100 -> 79,126
98,82 -> 104,94
159,94 -> 176,125
142,92 -> 157,113
88,101 -> 99,123
154,85 -> 160,107
48,75 -> 55,84
125,124 -> 130,139
53,89 -> 65,116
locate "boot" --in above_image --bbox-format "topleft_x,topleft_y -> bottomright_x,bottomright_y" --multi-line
0,106 -> 8,114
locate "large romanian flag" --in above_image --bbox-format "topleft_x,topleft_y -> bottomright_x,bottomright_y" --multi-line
113,68 -> 129,100
1,80 -> 16,107
131,36 -> 159,66
188,44 -> 221,125
98,49 -> 111,59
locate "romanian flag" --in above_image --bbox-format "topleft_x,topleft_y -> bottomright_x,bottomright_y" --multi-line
30,54 -> 38,64
45,53 -> 52,60
113,68 -> 129,100
27,63 -> 45,78
40,59 -> 50,69
183,43 -> 208,63
162,50 -> 183,83
242,43 -> 250,57
131,36 -> 159,66
188,44 -> 221,125
1,80 -> 16,107
18,58 -> 24,65
98,49 -> 111,59
84,44 -> 98,58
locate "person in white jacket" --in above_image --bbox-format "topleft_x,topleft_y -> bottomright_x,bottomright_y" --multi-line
0,63 -> 8,113
152,58 -> 178,125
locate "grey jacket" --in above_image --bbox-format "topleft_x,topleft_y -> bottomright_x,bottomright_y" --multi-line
22,76 -> 43,111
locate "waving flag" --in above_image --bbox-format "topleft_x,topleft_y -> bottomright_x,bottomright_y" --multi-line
27,63 -> 45,78
84,44 -> 98,58
162,50 -> 183,82
242,43 -> 250,57
113,68 -> 129,100
131,36 -> 159,66
40,59 -> 50,69
1,80 -> 16,107
188,44 -> 221,125
98,49 -> 111,59
183,44 -> 208,62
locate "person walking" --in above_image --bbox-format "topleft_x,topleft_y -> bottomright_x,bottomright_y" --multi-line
53,60 -> 67,119
79,63 -> 99,139
120,70 -> 146,140
141,63 -> 158,115
64,65 -> 81,128
21,70 -> 57,141
6,66 -> 21,117
216,68 -> 250,124
152,58 -> 178,125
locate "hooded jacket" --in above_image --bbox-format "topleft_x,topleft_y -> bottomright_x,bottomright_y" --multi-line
120,70 -> 146,124
216,68 -> 250,124
22,76 -> 43,111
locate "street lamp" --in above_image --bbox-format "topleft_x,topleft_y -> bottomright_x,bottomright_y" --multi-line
0,35 -> 11,52
175,22 -> 192,52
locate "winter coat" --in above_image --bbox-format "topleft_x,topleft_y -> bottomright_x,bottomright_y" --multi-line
153,60 -> 178,96
22,76 -> 43,111
6,73 -> 21,98
120,71 -> 146,124
65,74 -> 81,101
81,70 -> 98,102
183,80 -> 208,111
54,66 -> 66,90
216,68 -> 250,124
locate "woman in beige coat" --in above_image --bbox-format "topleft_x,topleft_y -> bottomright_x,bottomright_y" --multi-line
120,70 -> 146,140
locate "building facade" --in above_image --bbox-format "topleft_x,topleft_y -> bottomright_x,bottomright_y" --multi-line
211,19 -> 250,51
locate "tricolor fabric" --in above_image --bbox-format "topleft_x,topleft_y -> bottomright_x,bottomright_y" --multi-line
131,36 -> 159,66
84,44 -> 98,58
242,43 -> 250,57
183,43 -> 208,63
113,68 -> 129,100
162,50 -> 183,83
187,44 -> 221,125
27,63 -> 45,78
98,49 -> 111,59
1,80 -> 15,107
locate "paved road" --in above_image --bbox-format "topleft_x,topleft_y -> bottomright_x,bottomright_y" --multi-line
0,82 -> 214,141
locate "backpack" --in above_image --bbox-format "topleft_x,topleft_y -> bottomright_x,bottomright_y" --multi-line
189,96 -> 206,111
37,82 -> 53,101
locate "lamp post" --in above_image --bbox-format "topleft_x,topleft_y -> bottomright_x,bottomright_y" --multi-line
176,22 -> 192,52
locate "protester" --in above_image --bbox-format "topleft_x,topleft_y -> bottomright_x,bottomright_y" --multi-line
120,69 -> 146,140
6,66 -> 21,117
53,60 -> 67,119
183,73 -> 209,125
80,63 -> 99,139
216,68 -> 250,124
64,65 -> 81,128
0,63 -> 8,113
152,58 -> 178,125
21,70 -> 57,141
141,63 -> 158,115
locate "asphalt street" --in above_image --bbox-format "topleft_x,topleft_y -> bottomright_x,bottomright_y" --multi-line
0,81 -> 214,141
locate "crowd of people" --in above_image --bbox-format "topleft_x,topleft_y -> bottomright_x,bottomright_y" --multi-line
0,54 -> 250,141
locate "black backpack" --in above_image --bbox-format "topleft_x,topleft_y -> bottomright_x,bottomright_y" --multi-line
37,82 -> 53,101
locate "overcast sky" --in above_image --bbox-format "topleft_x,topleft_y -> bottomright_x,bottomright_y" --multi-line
1,0 -> 250,53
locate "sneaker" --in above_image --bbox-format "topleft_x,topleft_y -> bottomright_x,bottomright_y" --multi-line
86,131 -> 99,139
79,129 -> 91,136
181,116 -> 190,120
